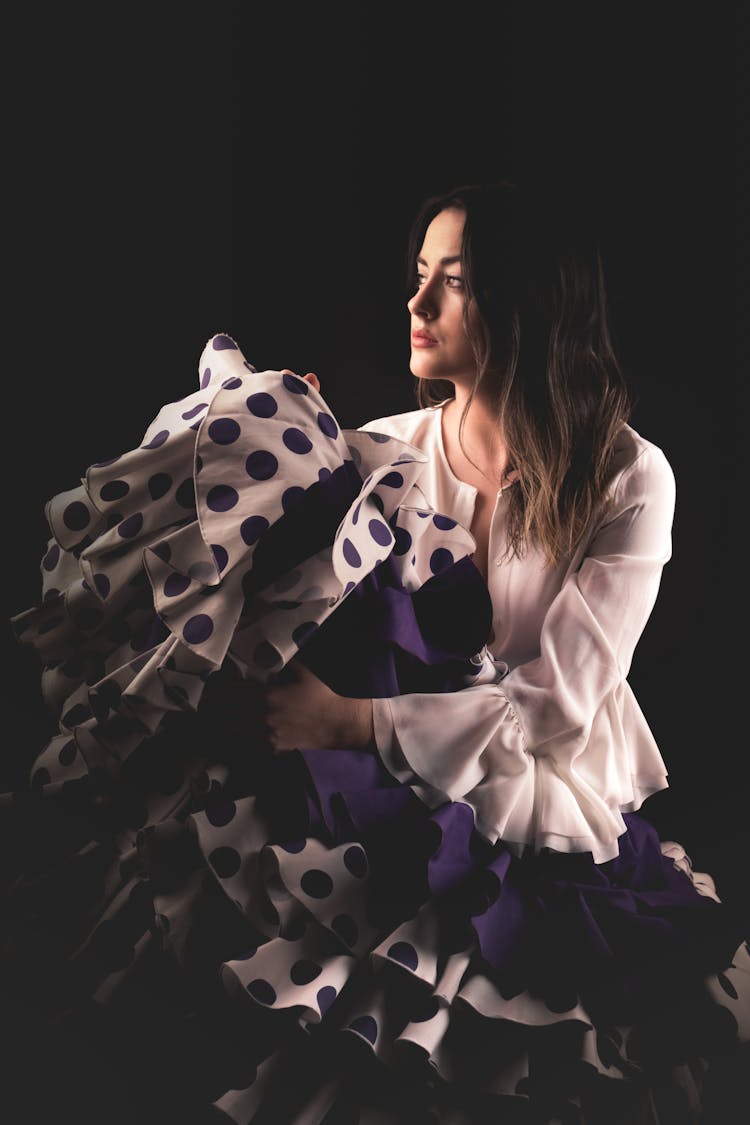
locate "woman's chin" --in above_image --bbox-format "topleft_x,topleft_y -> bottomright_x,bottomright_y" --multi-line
409,355 -> 442,382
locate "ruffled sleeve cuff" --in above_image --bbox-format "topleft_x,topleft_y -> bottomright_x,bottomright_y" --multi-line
372,685 -> 668,864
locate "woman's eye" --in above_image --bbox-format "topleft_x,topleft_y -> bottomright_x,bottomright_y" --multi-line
414,273 -> 463,290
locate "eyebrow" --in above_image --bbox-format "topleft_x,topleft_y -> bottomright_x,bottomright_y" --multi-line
416,254 -> 462,267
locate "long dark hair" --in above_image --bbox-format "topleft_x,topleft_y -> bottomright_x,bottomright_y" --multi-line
406,181 -> 632,564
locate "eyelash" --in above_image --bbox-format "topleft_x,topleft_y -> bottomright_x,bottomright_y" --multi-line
415,273 -> 464,289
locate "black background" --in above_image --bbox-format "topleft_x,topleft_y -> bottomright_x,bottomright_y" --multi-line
1,3 -> 748,1121
3,0 -> 747,951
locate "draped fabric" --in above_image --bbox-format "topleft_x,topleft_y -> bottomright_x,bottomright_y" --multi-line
3,334 -> 748,1123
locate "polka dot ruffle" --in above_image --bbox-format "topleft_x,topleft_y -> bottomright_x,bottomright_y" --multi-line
10,333 -> 478,802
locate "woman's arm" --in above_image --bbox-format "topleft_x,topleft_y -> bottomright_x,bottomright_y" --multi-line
371,441 -> 677,862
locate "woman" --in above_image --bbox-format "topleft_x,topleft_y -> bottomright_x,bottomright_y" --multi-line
5,183 -> 748,1123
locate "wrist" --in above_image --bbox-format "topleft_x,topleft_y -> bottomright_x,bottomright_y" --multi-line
342,697 -> 374,750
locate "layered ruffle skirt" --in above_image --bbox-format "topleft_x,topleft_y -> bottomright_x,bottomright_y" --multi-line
4,335 -> 749,1123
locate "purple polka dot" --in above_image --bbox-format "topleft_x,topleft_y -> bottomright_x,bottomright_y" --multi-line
241,514 -> 269,545
317,985 -> 337,1015
718,972 -> 739,1000
183,614 -> 214,644
211,544 -> 229,572
368,519 -> 392,547
118,513 -> 143,539
42,544 -> 60,571
222,376 -> 242,389
182,402 -> 208,420
99,479 -> 130,502
212,334 -> 238,350
93,573 -> 110,598
253,641 -> 282,669
380,471 -> 404,488
246,392 -> 278,418
207,417 -> 241,445
246,450 -> 279,481
205,799 -> 237,827
283,427 -> 313,455
164,573 -> 191,597
176,478 -> 196,508
282,486 -> 306,513
367,432 -> 391,443
42,587 -> 60,603
343,846 -> 367,878
318,467 -> 331,482
282,372 -> 308,395
348,1015 -> 377,1044
247,979 -> 276,1005
58,739 -> 78,766
351,501 -> 361,525
208,845 -> 241,877
411,995 -> 440,1023
300,869 -> 333,898
433,514 -> 457,530
393,527 -> 412,556
429,548 -> 453,574
292,621 -> 318,647
91,679 -> 122,717
207,484 -> 239,512
317,412 -> 338,438
279,839 -> 306,853
142,430 -> 169,450
31,766 -> 51,791
387,941 -> 419,971
343,581 -> 355,595
63,501 -> 90,531
196,455 -> 203,474
63,703 -> 91,727
148,472 -> 172,499
331,914 -> 358,947
342,539 -> 361,567
291,959 -> 323,985
200,368 -> 211,388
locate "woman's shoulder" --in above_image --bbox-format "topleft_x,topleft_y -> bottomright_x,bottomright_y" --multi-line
357,404 -> 443,446
610,422 -> 676,500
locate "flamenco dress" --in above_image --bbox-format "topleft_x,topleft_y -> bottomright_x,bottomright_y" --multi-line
3,333 -> 749,1124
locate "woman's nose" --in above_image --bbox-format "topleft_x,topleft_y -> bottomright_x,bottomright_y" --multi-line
408,282 -> 436,320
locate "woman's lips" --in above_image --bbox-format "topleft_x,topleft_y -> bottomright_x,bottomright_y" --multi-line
411,332 -> 438,348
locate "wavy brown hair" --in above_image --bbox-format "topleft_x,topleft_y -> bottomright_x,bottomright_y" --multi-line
406,181 -> 632,565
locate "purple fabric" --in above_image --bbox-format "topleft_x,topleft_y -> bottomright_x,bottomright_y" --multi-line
297,552 -> 492,698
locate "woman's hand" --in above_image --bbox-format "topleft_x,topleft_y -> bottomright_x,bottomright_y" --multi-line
264,660 -> 373,753
280,369 -> 320,393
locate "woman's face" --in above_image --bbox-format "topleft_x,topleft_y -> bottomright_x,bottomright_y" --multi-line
407,206 -> 477,387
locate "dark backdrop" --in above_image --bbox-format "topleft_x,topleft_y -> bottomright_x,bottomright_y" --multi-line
3,3 -> 747,907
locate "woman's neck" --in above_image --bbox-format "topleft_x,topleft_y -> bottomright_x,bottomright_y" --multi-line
442,387 -> 514,489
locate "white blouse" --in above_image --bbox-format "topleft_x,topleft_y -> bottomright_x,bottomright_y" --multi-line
358,404 -> 677,863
